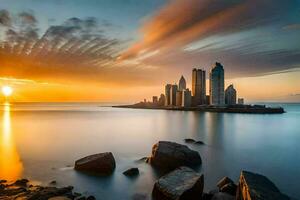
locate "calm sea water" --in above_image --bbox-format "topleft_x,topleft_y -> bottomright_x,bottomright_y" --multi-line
0,103 -> 299,199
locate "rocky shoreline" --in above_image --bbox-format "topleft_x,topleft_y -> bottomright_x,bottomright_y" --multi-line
1,140 -> 294,200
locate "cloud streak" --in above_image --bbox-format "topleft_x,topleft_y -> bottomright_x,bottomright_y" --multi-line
120,0 -> 300,78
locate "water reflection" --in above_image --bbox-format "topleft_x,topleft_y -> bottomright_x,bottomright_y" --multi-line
0,103 -> 23,180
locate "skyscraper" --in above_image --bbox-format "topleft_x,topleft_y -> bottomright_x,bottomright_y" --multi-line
165,84 -> 172,106
192,68 -> 206,105
225,84 -> 237,105
182,89 -> 192,107
209,62 -> 225,105
178,75 -> 186,91
170,84 -> 178,106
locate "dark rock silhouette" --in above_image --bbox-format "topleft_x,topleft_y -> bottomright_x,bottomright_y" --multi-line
184,138 -> 195,143
123,168 -> 139,177
74,152 -> 115,175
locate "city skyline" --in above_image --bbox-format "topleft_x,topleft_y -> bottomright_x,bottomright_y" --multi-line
0,0 -> 299,102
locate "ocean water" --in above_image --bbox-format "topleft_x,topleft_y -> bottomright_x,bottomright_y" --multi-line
0,102 -> 299,199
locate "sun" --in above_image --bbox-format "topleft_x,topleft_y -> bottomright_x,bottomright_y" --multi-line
2,86 -> 13,97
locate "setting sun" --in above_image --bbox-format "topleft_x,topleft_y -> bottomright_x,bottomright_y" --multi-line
2,86 -> 13,97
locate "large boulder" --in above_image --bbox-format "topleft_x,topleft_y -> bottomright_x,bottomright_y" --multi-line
152,166 -> 204,200
74,152 -> 115,175
149,141 -> 202,171
236,171 -> 290,200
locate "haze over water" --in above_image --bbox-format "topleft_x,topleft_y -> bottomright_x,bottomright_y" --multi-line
0,103 -> 299,199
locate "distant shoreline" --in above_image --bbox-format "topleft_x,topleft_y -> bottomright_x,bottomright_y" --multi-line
113,104 -> 285,114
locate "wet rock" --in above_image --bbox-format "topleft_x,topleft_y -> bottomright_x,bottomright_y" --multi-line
184,138 -> 195,143
149,141 -> 202,171
13,179 -> 29,187
220,183 -> 237,196
195,141 -> 205,145
236,171 -> 290,200
86,195 -> 96,200
202,193 -> 214,200
152,166 -> 204,200
123,168 -> 139,177
217,177 -> 234,189
211,192 -> 234,200
74,152 -> 116,175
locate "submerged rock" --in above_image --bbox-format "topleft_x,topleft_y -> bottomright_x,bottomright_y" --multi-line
123,168 -> 139,177
152,166 -> 204,200
236,171 -> 290,200
149,141 -> 202,171
195,141 -> 205,145
184,138 -> 195,143
74,152 -> 116,175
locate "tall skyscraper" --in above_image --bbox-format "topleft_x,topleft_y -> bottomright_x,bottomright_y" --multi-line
209,62 -> 225,105
182,89 -> 192,107
176,90 -> 183,107
165,84 -> 172,106
170,84 -> 178,106
178,75 -> 186,91
225,84 -> 237,105
192,68 -> 206,105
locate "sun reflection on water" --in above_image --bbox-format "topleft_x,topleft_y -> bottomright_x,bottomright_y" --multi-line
0,102 -> 23,181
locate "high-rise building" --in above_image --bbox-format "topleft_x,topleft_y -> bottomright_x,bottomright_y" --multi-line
225,84 -> 237,105
192,68 -> 206,105
178,75 -> 186,91
209,62 -> 225,105
158,94 -> 166,106
182,89 -> 192,107
170,84 -> 178,106
238,98 -> 244,105
176,91 -> 183,107
152,96 -> 158,104
165,84 -> 172,106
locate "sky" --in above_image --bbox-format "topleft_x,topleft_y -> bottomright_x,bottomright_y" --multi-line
0,0 -> 299,102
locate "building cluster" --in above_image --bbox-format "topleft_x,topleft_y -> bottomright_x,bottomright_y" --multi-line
151,62 -> 244,108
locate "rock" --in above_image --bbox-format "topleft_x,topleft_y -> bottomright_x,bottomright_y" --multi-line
50,181 -> 57,185
49,196 -> 72,200
149,141 -> 202,171
236,171 -> 291,200
86,195 -> 96,200
0,180 -> 7,184
123,168 -> 139,176
195,141 -> 205,145
152,166 -> 204,200
211,192 -> 235,200
13,179 -> 29,187
202,193 -> 214,200
217,177 -> 234,189
184,138 -> 195,143
74,152 -> 116,175
220,183 -> 237,196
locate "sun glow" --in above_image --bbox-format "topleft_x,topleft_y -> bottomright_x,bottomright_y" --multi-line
2,86 -> 13,97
